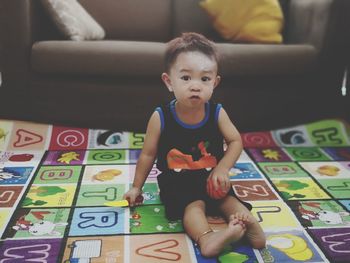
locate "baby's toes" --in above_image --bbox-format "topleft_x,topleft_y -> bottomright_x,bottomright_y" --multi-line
229,214 -> 237,221
236,212 -> 245,221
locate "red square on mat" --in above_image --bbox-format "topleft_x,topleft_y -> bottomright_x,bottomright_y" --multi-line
0,186 -> 23,207
241,131 -> 277,148
49,126 -> 89,150
232,180 -> 279,201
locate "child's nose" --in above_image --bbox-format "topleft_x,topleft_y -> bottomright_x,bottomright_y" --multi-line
190,82 -> 202,91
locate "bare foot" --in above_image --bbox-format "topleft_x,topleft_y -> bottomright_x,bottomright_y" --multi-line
198,215 -> 246,257
235,211 -> 266,249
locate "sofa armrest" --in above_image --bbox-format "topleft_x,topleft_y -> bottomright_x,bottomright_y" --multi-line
0,0 -> 34,94
287,0 -> 332,50
287,0 -> 349,50
287,0 -> 349,84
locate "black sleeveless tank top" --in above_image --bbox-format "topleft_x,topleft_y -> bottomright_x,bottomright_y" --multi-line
155,100 -> 224,175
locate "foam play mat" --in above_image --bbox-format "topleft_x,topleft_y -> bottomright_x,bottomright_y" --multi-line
0,118 -> 349,262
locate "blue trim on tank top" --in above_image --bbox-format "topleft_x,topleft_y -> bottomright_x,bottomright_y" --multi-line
170,99 -> 210,129
155,107 -> 165,132
215,103 -> 222,123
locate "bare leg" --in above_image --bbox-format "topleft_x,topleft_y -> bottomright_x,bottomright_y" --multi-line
219,196 -> 266,249
183,200 -> 246,258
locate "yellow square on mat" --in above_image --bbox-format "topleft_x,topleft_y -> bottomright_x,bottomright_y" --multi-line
0,209 -> 12,231
200,0 -> 284,43
23,185 -> 76,207
251,200 -> 300,229
272,178 -> 331,200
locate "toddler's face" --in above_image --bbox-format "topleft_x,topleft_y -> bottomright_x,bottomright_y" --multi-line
163,51 -> 220,108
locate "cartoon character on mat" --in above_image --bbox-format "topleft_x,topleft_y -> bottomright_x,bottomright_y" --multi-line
13,217 -> 68,236
167,141 -> 217,172
278,130 -> 306,145
267,233 -> 313,261
97,130 -> 122,146
12,216 -> 32,231
12,211 -> 68,237
299,201 -> 350,225
0,168 -> 21,181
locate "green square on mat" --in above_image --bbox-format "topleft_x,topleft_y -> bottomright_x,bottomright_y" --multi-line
318,179 -> 350,199
284,147 -> 331,161
129,133 -> 145,149
258,162 -> 310,179
130,205 -> 183,234
76,184 -> 125,206
87,150 -> 127,164
306,120 -> 349,146
33,166 -> 82,184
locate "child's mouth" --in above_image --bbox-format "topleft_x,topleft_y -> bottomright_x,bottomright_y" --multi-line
190,95 -> 200,100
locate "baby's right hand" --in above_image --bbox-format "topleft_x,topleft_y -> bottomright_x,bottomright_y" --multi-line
123,187 -> 143,207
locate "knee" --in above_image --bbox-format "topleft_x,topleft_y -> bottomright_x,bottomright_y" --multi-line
200,247 -> 218,258
184,200 -> 206,214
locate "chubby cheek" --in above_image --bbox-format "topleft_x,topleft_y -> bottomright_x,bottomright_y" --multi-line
204,87 -> 214,98
171,88 -> 184,100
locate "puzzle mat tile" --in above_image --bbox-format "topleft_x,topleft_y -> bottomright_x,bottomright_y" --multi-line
0,118 -> 350,262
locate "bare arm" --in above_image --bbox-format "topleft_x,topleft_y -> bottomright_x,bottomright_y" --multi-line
217,108 -> 243,172
210,107 -> 243,191
124,111 -> 161,205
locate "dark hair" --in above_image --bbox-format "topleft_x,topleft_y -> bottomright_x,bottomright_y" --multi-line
164,32 -> 219,73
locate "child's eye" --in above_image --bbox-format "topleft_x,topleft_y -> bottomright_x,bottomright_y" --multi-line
202,76 -> 211,82
181,76 -> 191,81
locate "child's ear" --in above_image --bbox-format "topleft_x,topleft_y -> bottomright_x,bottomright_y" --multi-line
214,75 -> 221,89
161,73 -> 173,92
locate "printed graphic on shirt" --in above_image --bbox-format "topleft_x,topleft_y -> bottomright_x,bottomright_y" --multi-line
166,141 -> 217,172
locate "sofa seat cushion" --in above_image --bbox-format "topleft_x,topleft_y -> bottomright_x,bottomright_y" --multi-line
31,40 -> 166,77
218,43 -> 317,76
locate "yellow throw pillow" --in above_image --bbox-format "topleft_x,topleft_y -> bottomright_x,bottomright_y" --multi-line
200,0 -> 284,44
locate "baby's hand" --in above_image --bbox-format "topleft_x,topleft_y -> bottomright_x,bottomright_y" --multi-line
207,168 -> 231,199
208,167 -> 231,193
123,187 -> 142,207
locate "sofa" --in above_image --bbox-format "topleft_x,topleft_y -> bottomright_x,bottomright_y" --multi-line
0,0 -> 349,132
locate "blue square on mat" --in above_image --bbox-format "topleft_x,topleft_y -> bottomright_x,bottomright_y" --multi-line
69,207 -> 126,236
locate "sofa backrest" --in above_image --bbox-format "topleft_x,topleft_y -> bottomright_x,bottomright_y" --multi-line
32,0 -> 290,42
172,0 -> 223,42
31,0 -> 172,42
79,0 -> 172,42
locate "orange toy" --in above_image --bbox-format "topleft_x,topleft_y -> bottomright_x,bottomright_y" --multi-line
206,179 -> 228,199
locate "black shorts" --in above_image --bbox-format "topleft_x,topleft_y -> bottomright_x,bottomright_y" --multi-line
157,171 -> 252,220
